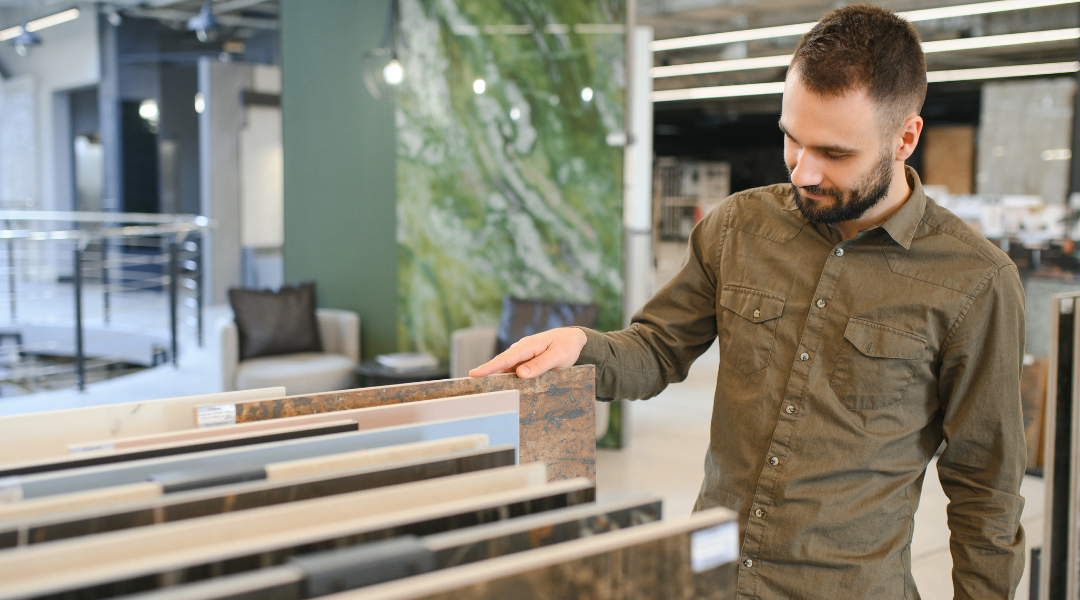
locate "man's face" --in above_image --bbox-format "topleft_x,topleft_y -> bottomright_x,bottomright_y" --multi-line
780,70 -> 896,225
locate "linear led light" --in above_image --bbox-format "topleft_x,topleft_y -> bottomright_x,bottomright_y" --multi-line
652,81 -> 786,102
652,61 -> 1080,102
652,55 -> 793,78
925,60 -> 1079,81
652,27 -> 1080,78
651,0 -> 1080,52
0,8 -> 80,42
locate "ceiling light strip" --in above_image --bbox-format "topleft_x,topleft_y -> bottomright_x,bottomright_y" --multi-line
25,8 -> 80,32
652,81 -> 787,102
652,61 -> 1080,102
925,60 -> 1080,81
0,8 -> 80,42
651,0 -> 1080,52
652,27 -> 1080,79
652,55 -> 793,78
922,26 -> 1080,51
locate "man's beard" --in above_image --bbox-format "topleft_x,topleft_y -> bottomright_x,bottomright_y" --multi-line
790,150 -> 893,225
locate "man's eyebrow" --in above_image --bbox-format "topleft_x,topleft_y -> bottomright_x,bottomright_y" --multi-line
777,120 -> 860,155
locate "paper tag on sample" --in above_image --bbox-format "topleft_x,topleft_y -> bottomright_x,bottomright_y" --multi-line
69,442 -> 116,455
691,521 -> 739,573
197,404 -> 237,428
0,477 -> 22,503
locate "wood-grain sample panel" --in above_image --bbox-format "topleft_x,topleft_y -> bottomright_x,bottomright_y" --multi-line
16,406 -> 518,500
0,421 -> 359,478
339,508 -> 739,600
0,388 -> 286,466
0,473 -> 593,600
0,446 -> 515,549
223,367 -> 595,482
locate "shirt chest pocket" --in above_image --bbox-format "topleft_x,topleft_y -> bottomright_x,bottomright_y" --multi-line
830,318 -> 927,410
719,286 -> 786,376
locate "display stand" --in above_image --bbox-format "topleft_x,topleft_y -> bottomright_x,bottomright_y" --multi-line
1041,292 -> 1080,600
0,368 -> 739,599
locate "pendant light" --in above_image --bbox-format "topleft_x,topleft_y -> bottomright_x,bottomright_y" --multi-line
363,0 -> 406,101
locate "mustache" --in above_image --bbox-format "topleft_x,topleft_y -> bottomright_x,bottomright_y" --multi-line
798,185 -> 839,200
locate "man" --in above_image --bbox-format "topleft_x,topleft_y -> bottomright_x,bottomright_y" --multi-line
472,4 -> 1027,599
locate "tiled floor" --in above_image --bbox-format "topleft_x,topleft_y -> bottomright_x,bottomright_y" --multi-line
596,341 -> 1044,600
0,304 -> 1045,599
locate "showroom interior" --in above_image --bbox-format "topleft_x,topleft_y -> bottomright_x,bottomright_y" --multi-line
0,0 -> 1077,598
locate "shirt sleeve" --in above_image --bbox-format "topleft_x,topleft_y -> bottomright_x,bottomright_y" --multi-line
935,263 -> 1027,599
574,200 -> 725,401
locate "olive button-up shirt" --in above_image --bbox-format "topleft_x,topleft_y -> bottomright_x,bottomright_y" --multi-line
578,167 -> 1026,599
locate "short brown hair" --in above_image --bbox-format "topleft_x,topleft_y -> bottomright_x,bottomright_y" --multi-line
791,4 -> 926,132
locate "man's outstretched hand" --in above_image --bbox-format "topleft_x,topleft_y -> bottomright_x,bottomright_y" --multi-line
469,327 -> 589,379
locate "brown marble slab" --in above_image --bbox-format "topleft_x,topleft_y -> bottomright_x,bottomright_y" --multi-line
343,508 -> 739,600
224,367 -> 596,482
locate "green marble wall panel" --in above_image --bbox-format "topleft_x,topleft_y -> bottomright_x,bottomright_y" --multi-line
396,0 -> 626,358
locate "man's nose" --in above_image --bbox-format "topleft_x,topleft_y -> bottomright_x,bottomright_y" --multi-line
789,151 -> 823,188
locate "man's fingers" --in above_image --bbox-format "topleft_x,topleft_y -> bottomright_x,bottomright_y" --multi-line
469,338 -> 549,378
515,355 -> 551,379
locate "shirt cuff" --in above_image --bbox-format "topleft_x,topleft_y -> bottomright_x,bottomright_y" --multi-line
574,327 -> 611,368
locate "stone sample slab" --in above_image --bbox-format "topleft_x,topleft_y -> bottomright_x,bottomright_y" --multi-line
219,367 -> 596,483
0,445 -> 515,550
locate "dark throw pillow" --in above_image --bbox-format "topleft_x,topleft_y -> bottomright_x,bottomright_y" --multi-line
229,282 -> 323,361
496,296 -> 600,353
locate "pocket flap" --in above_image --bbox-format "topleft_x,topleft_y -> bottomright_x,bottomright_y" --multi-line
720,286 -> 786,324
843,319 -> 926,359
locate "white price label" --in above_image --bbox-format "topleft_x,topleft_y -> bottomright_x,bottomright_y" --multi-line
691,521 -> 739,573
0,476 -> 22,503
197,404 -> 237,429
69,442 -> 116,455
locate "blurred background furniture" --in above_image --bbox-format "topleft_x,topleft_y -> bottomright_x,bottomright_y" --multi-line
449,296 -> 600,379
220,308 -> 360,395
356,359 -> 449,387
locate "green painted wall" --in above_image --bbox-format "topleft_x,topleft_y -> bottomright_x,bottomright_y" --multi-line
280,0 -> 399,359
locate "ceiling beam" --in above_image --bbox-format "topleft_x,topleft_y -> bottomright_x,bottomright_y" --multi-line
213,0 -> 272,13
121,6 -> 277,30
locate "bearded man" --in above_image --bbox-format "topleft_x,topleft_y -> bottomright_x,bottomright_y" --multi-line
472,4 -> 1026,598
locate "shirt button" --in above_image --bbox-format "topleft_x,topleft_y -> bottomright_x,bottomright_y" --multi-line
769,456 -> 779,466
743,558 -> 754,568
800,352 -> 809,361
753,309 -> 761,318
834,248 -> 844,257
754,508 -> 765,518
816,299 -> 826,308
786,405 -> 796,414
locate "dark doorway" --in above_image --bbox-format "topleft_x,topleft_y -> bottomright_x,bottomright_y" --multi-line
120,100 -> 160,214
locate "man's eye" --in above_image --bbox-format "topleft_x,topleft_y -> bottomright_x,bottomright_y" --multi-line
826,153 -> 847,160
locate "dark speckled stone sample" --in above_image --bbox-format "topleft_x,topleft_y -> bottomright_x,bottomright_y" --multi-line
230,367 -> 596,483
408,527 -> 737,600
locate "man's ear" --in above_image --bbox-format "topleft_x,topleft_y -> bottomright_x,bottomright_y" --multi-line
895,114 -> 923,161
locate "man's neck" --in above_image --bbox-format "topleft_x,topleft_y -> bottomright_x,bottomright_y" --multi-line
834,162 -> 912,241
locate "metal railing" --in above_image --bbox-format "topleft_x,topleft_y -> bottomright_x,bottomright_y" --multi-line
0,206 -> 212,393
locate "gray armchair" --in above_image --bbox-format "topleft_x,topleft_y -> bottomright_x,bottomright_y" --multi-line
449,297 -> 599,378
220,308 -> 360,395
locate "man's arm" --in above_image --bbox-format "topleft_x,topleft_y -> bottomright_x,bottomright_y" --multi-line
936,263 -> 1027,599
472,201 -> 726,401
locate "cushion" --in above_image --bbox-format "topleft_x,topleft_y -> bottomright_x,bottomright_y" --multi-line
496,296 -> 600,352
236,352 -> 356,396
229,282 -> 323,361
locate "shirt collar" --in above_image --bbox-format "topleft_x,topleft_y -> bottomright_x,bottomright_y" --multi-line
878,165 -> 926,251
782,165 -> 926,250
